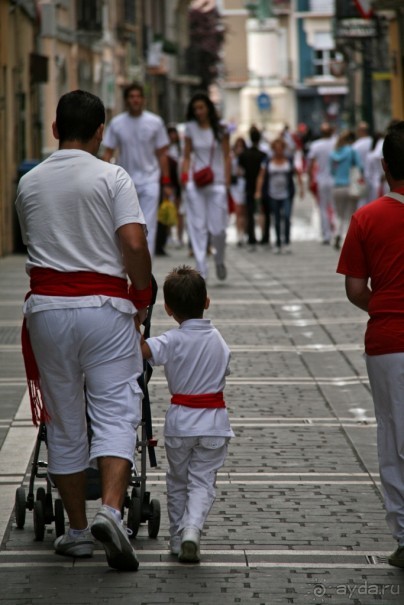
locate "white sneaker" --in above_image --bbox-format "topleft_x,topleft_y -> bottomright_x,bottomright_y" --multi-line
91,505 -> 139,571
283,244 -> 292,254
169,535 -> 181,555
54,530 -> 94,558
178,527 -> 201,563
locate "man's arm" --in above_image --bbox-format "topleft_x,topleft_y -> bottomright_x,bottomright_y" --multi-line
117,223 -> 152,323
345,276 -> 371,312
156,145 -> 171,196
254,165 -> 266,200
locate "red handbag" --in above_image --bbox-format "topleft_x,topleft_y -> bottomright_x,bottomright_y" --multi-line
193,166 -> 214,187
193,138 -> 215,188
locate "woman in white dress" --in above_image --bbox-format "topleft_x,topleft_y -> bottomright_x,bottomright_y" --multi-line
181,92 -> 230,280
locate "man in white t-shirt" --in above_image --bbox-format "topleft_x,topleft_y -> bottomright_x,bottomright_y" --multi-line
307,123 -> 336,244
16,90 -> 152,572
102,82 -> 171,255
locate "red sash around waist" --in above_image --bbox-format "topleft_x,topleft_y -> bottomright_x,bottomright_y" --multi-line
22,268 -> 152,426
171,392 -> 226,409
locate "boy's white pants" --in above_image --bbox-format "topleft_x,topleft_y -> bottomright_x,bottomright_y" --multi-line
366,352 -> 404,544
27,305 -> 143,475
185,183 -> 228,278
165,435 -> 229,537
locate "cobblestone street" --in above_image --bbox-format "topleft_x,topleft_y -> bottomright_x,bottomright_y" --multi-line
1,197 -> 404,604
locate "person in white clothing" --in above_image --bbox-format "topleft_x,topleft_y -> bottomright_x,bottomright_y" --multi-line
141,266 -> 234,563
15,90 -> 152,571
181,91 -> 231,280
352,121 -> 372,208
102,82 -> 171,255
307,123 -> 336,244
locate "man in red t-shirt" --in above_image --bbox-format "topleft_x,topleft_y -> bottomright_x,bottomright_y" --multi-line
337,121 -> 404,568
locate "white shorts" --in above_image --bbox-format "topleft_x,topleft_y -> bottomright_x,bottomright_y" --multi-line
27,304 -> 143,474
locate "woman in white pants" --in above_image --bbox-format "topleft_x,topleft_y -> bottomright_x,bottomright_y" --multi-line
181,92 -> 230,280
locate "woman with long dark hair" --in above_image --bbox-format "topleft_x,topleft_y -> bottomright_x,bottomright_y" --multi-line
181,92 -> 230,280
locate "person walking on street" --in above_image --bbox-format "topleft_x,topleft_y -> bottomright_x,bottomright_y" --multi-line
181,91 -> 230,280
330,130 -> 362,250
307,123 -> 336,245
102,82 -> 171,256
141,266 -> 234,563
230,136 -> 247,247
255,137 -> 303,254
238,126 -> 267,247
352,121 -> 372,209
337,120 -> 404,569
15,90 -> 152,571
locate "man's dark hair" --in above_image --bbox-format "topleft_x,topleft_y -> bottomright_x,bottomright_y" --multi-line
250,126 -> 261,146
383,121 -> 404,180
56,90 -> 105,143
163,265 -> 207,320
123,82 -> 145,100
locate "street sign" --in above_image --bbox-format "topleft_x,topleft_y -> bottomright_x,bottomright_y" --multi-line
353,0 -> 373,18
256,92 -> 271,112
335,17 -> 377,39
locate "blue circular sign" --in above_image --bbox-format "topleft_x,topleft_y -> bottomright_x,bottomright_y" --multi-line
257,92 -> 271,111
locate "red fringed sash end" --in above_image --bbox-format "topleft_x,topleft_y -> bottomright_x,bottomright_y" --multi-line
21,318 -> 50,427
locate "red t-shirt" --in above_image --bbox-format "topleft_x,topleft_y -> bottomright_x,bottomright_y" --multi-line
337,193 -> 404,355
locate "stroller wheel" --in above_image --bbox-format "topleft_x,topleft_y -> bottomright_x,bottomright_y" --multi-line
54,499 -> 65,537
148,499 -> 161,539
33,500 -> 45,541
15,487 -> 26,529
36,487 -> 46,506
44,492 -> 54,524
127,496 -> 142,537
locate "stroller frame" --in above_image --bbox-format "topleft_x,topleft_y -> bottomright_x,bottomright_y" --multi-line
15,298 -> 160,541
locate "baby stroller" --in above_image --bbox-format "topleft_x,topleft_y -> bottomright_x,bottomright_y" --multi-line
14,280 -> 160,541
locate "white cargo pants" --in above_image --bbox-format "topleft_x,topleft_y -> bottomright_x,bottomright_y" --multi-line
165,435 -> 229,538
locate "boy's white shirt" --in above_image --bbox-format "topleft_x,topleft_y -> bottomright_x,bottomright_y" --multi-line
146,318 -> 234,438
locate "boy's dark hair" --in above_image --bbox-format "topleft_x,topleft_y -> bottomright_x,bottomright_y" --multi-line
163,265 -> 207,320
123,81 -> 145,100
56,90 -> 105,144
383,121 -> 404,180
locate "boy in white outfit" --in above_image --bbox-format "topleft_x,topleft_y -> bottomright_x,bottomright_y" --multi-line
141,266 -> 234,563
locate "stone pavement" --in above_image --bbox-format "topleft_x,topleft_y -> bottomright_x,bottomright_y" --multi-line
1,196 -> 404,604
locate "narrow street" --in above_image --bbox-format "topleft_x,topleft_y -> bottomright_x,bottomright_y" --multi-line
0,195 -> 403,604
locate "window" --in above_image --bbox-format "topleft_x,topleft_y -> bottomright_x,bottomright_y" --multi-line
76,0 -> 102,31
123,0 -> 136,24
312,31 -> 342,78
313,49 -> 344,77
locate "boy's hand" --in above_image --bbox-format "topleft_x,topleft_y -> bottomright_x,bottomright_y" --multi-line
134,308 -> 148,332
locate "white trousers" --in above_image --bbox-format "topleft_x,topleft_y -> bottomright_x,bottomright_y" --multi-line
317,181 -> 334,242
185,183 -> 228,278
27,305 -> 143,474
366,352 -> 404,543
136,182 -> 160,256
165,435 -> 229,537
